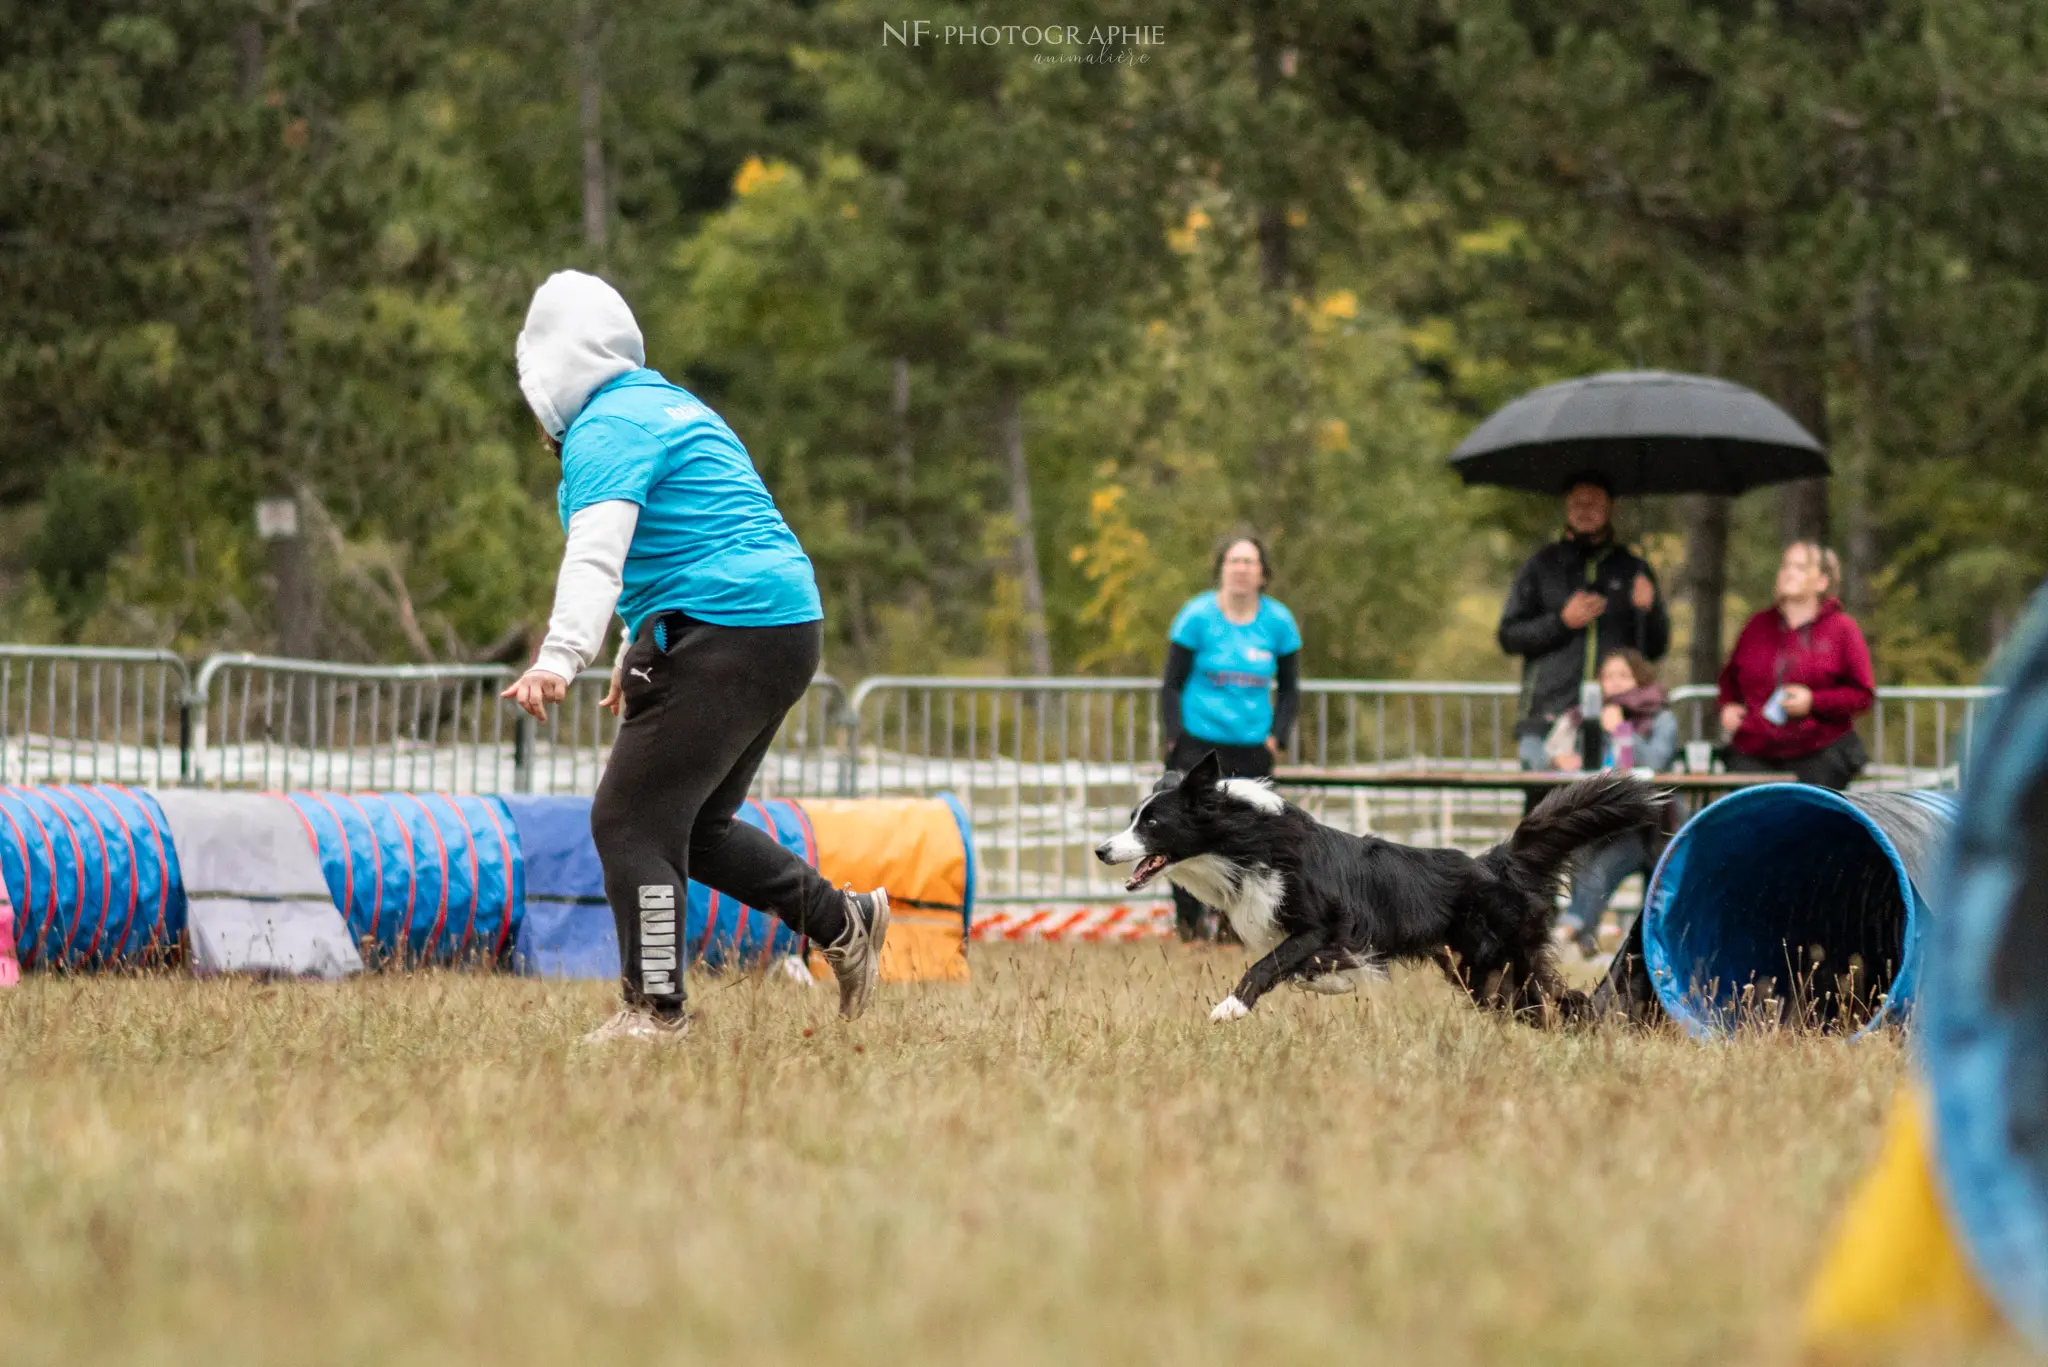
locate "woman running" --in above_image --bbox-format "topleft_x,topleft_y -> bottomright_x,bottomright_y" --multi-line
501,270 -> 887,1041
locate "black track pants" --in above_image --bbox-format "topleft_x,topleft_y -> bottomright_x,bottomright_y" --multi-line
589,612 -> 846,1015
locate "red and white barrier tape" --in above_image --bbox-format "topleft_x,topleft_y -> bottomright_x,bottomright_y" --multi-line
970,901 -> 1173,942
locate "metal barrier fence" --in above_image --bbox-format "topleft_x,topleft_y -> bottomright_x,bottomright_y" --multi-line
1664,684 -> 1999,785
844,676 -> 1161,904
1296,681 -> 2001,784
837,676 -> 1549,901
847,675 -> 2004,902
0,644 -> 2006,905
0,645 -> 190,786
1295,680 -> 1522,769
188,655 -> 849,797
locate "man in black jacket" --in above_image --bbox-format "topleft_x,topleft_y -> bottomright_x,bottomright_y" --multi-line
1498,475 -> 1670,770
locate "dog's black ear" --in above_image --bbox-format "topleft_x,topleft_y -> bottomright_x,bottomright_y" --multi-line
1179,751 -> 1222,794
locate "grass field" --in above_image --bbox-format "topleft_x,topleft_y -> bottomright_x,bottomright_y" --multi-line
0,945 -> 2025,1366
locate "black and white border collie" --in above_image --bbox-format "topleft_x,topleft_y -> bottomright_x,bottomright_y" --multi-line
1095,754 -> 1666,1023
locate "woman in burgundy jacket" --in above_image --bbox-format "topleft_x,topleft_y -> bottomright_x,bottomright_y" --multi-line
1717,542 -> 1875,790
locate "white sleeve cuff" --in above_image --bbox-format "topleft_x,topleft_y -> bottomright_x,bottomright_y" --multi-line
531,500 -> 639,680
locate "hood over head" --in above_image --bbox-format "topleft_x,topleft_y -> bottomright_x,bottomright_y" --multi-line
516,270 -> 645,439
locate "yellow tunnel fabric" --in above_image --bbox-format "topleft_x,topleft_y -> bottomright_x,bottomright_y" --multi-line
801,797 -> 970,983
1802,1087 -> 2004,1353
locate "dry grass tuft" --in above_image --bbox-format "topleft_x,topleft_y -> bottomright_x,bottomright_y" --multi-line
0,947 -> 2025,1366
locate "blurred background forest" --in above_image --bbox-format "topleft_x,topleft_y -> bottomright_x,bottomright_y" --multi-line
5,0 -> 2045,684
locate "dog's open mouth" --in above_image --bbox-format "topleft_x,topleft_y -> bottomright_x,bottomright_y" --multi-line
1125,854 -> 1170,891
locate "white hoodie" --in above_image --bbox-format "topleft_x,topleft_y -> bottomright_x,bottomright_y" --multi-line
517,271 -> 646,682
516,270 -> 644,438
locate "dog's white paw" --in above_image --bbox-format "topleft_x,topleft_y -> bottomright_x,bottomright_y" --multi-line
1209,995 -> 1250,1023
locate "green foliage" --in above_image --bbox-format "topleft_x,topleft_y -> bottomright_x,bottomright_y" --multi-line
0,2 -> 2041,679
27,464 -> 138,637
1046,204 -> 1468,676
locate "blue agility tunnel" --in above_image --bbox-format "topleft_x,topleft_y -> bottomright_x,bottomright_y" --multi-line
1636,783 -> 1958,1038
499,793 -> 810,979
282,792 -> 525,966
1920,584 -> 2048,1345
0,784 -> 185,968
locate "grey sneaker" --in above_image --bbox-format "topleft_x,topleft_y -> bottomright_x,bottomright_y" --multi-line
579,1008 -> 689,1044
821,889 -> 890,1019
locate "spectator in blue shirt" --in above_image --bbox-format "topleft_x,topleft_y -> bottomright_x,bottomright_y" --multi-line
1159,533 -> 1301,940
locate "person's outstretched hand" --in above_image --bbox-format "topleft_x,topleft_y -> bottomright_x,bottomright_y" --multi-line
502,668 -> 568,722
1632,573 -> 1655,611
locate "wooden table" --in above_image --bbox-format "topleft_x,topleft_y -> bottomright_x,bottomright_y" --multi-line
1273,767 -> 1793,792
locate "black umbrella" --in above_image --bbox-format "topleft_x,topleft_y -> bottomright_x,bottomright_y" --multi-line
1449,370 -> 1828,497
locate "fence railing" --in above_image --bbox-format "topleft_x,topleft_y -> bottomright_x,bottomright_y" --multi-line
845,675 -> 1161,904
187,654 -> 848,797
0,645 -> 2006,904
1663,684 -> 2000,787
1295,680 -> 1523,770
0,645 -> 191,787
844,675 -> 2003,902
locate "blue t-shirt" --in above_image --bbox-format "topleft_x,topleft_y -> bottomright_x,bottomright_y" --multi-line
557,369 -> 822,637
1169,592 -> 1302,747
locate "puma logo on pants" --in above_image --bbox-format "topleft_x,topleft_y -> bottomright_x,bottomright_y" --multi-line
639,884 -> 678,996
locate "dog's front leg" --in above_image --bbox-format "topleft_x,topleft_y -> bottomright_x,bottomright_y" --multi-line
1212,929 -> 1329,1022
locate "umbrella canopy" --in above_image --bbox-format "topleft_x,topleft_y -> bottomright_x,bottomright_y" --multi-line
1449,370 -> 1828,497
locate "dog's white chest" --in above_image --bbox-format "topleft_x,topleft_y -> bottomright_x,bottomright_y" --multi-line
1169,856 -> 1286,959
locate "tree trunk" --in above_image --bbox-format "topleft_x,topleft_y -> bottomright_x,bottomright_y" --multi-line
239,18 -> 317,659
1769,360 -> 1835,549
846,566 -> 870,662
996,381 -> 1052,676
1844,273 -> 1880,615
1683,494 -> 1729,685
577,0 -> 608,255
1777,478 -> 1830,546
1246,2 -> 1298,494
1772,345 -> 1832,545
892,355 -> 913,500
1249,0 -> 1290,294
1256,208 -> 1290,296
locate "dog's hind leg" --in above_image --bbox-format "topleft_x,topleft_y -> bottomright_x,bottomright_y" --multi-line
1444,922 -> 1582,1027
1212,928 -> 1332,1021
1290,946 -> 1388,996
1488,943 -> 1591,1027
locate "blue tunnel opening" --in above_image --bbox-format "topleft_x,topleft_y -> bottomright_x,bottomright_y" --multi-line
1641,784 -> 1955,1038
1921,581 -> 2048,1346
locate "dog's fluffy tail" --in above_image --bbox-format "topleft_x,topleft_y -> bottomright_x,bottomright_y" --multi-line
1484,773 -> 1668,897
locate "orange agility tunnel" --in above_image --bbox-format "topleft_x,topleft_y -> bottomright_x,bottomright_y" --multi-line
801,797 -> 974,983
506,793 -> 973,984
